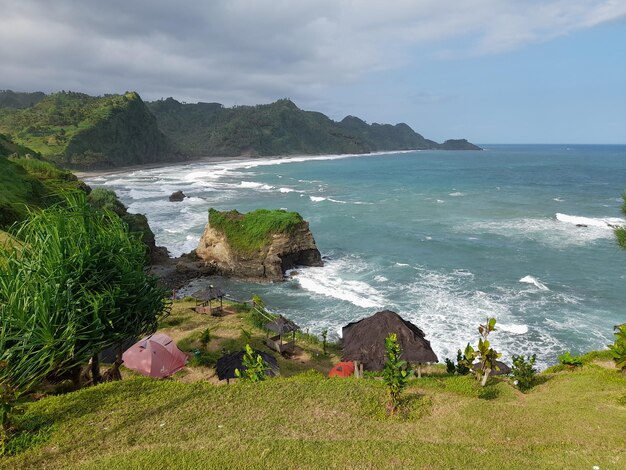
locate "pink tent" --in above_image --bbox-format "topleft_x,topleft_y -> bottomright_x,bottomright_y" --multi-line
122,333 -> 188,378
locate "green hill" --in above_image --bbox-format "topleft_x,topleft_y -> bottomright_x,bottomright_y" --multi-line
0,91 -> 183,169
0,90 -> 46,109
147,97 -> 481,157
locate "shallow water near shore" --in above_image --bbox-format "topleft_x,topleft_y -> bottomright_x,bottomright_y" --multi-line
86,145 -> 626,369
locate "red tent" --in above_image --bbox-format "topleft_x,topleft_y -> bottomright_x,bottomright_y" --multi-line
122,333 -> 188,378
328,361 -> 355,378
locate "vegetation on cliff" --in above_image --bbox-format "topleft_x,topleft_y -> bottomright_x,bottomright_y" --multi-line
0,90 -> 45,109
0,91 -> 181,169
208,208 -> 304,255
147,97 -> 482,157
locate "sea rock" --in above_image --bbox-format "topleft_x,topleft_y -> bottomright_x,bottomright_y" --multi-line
196,209 -> 323,281
169,190 -> 186,202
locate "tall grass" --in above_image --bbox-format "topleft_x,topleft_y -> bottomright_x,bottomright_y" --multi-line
0,193 -> 169,392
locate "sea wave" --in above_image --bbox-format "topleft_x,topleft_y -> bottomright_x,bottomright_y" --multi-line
519,275 -> 549,291
240,181 -> 274,190
555,213 -> 624,228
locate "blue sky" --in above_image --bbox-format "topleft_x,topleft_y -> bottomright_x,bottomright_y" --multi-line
1,1 -> 625,144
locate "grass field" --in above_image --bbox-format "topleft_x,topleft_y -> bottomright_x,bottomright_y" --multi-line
2,301 -> 625,469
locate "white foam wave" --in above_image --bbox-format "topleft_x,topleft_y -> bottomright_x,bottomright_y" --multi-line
556,213 -> 624,229
436,199 -> 445,203
310,196 -> 326,202
498,323 -> 529,334
240,181 -> 274,190
449,192 -> 465,197
279,187 -> 295,193
295,258 -> 385,309
519,275 -> 549,291
374,275 -> 388,282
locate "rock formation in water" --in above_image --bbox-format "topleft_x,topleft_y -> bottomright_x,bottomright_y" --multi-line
196,208 -> 323,281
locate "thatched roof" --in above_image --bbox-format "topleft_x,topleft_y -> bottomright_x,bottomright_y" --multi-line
265,315 -> 299,335
215,349 -> 279,380
341,310 -> 438,371
192,286 -> 225,301
472,360 -> 511,376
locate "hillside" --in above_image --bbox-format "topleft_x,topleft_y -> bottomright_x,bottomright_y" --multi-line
0,91 -> 183,170
147,97 -> 481,157
0,90 -> 46,109
2,299 -> 624,469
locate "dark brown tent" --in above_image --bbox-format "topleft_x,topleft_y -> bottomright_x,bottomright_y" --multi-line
472,360 -> 511,376
342,310 -> 438,371
215,349 -> 279,381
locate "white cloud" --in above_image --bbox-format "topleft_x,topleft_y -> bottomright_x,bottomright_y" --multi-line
0,0 -> 624,103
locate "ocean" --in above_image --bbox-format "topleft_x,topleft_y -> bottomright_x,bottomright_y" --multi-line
86,145 -> 626,369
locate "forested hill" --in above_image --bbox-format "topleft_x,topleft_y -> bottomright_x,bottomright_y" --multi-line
0,91 -> 182,170
147,97 -> 481,157
0,90 -> 480,169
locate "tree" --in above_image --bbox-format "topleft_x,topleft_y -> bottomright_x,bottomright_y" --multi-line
382,333 -> 414,415
608,324 -> 626,375
615,194 -> 626,249
460,318 -> 502,386
235,344 -> 269,382
0,193 -> 169,393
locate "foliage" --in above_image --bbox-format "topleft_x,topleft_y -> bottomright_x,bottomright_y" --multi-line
445,349 -> 471,375
208,208 -> 304,255
0,369 -> 26,455
607,324 -> 626,373
460,318 -> 501,386
445,357 -> 456,374
0,193 -> 169,393
615,194 -> 626,249
0,91 -> 177,169
511,354 -> 538,392
321,328 -> 328,355
234,344 -> 268,382
382,333 -> 414,415
199,328 -> 213,351
558,351 -> 584,367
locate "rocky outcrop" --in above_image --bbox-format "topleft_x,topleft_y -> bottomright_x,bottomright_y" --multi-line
196,210 -> 323,281
169,190 -> 186,202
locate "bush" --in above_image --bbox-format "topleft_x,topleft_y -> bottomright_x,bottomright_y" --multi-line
235,344 -> 269,382
382,333 -> 414,415
511,354 -> 537,392
608,324 -> 626,374
558,351 -> 583,367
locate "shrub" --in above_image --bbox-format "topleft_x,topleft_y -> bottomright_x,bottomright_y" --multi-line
608,324 -> 626,374
445,358 -> 456,374
558,351 -> 583,367
382,333 -> 414,415
235,344 -> 269,382
511,354 -> 538,392
460,318 -> 501,386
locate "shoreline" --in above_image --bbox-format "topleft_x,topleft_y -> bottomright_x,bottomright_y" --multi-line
74,149 -> 416,179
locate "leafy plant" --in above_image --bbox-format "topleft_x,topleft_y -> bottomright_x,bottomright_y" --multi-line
558,351 -> 583,367
321,329 -> 328,355
446,349 -> 471,375
607,324 -> 626,374
445,357 -> 456,374
460,318 -> 502,386
199,327 -> 213,351
382,333 -> 414,415
511,354 -> 538,392
0,365 -> 26,456
235,344 -> 269,382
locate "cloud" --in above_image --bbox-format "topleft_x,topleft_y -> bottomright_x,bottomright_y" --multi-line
0,0 -> 624,104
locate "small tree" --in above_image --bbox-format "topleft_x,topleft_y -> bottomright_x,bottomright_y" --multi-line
608,324 -> 626,375
199,327 -> 213,352
511,354 -> 537,391
461,318 -> 501,386
382,333 -> 414,415
235,344 -> 268,382
321,328 -> 328,355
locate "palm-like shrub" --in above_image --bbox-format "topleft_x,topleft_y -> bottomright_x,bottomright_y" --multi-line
382,333 -> 414,414
608,324 -> 626,375
0,193 -> 169,393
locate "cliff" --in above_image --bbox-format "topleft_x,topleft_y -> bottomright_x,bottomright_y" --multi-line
196,208 -> 323,281
0,91 -> 184,170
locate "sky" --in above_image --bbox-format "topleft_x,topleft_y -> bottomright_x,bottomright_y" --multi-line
1,0 -> 625,144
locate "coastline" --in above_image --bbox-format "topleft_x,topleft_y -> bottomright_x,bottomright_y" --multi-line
74,149 -> 416,179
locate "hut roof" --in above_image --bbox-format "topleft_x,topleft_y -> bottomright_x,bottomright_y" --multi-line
192,286 -> 225,301
341,310 -> 438,371
215,349 -> 279,380
265,315 -> 300,335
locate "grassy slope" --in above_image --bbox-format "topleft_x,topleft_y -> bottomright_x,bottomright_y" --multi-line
208,208 -> 304,255
4,301 -> 625,469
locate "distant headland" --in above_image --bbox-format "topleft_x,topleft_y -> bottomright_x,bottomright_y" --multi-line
0,90 -> 481,170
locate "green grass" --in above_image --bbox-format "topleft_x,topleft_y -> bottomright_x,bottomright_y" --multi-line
3,361 -> 625,469
208,208 -> 304,255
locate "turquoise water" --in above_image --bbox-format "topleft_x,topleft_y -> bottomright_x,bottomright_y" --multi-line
87,145 -> 626,368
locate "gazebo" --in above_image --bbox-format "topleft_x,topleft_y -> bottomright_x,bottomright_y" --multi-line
192,285 -> 225,316
264,315 -> 299,354
342,310 -> 438,375
216,349 -> 279,384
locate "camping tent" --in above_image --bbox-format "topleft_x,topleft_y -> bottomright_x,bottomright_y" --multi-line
122,333 -> 188,378
216,349 -> 279,382
342,310 -> 438,371
328,361 -> 355,378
